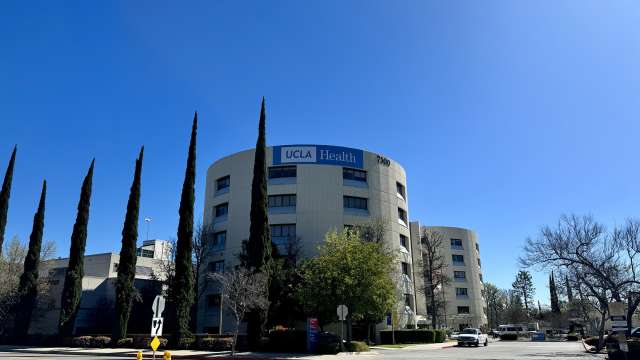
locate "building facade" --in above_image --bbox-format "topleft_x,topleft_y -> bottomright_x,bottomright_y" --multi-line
410,224 -> 487,330
30,239 -> 170,335
198,144 -> 416,333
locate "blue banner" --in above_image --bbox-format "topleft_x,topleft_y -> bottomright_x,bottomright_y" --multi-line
273,145 -> 364,169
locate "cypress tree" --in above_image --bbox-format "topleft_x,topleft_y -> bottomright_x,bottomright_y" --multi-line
0,146 -> 17,256
565,275 -> 574,302
13,180 -> 46,337
58,160 -> 94,336
245,98 -> 272,348
549,272 -> 561,314
173,113 -> 197,342
113,147 -> 144,341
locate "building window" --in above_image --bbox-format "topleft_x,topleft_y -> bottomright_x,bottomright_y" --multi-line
475,243 -> 480,252
479,273 -> 483,282
450,238 -> 463,250
457,306 -> 470,314
398,208 -> 407,224
452,254 -> 464,265
206,294 -> 221,309
268,166 -> 296,179
343,168 -> 367,182
404,294 -> 412,307
268,194 -> 296,208
136,248 -> 155,258
344,224 -> 354,231
396,182 -> 406,199
456,288 -> 469,297
215,203 -> 228,217
216,175 -> 230,191
208,260 -> 224,273
454,271 -> 466,281
209,231 -> 226,252
401,262 -> 411,278
271,224 -> 296,254
399,234 -> 408,249
477,258 -> 481,267
344,196 -> 368,210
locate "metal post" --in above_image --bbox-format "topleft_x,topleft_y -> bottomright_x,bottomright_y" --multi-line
218,292 -> 223,335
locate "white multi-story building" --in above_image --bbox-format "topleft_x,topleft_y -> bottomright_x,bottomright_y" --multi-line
410,224 -> 487,330
198,144 -> 415,334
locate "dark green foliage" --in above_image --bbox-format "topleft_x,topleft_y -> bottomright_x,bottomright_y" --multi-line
59,160 -> 95,336
246,98 -> 272,269
173,114 -> 197,342
549,272 -> 561,314
512,270 -> 535,312
245,98 -> 272,348
0,146 -> 16,256
13,180 -> 46,336
380,329 -> 435,344
113,147 -> 144,341
434,329 -> 446,343
565,275 -> 573,302
265,329 -> 307,353
195,336 -> 233,351
344,341 -> 369,352
499,333 -> 518,341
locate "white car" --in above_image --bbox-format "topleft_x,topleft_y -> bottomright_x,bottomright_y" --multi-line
457,328 -> 488,347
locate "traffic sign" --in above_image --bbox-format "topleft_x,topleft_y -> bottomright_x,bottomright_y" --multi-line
337,305 -> 348,321
151,317 -> 164,336
150,336 -> 161,351
152,295 -> 166,318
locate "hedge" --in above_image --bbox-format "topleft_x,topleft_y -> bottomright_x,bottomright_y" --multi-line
499,334 -> 518,341
196,337 -> 233,351
434,330 -> 446,343
265,329 -> 307,353
380,330 -> 435,344
345,341 -> 369,352
566,333 -> 579,341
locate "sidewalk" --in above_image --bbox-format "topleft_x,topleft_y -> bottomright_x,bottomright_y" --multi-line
0,345 -> 379,359
370,341 -> 457,351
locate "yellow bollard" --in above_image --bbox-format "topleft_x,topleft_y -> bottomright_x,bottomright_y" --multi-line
163,351 -> 171,360
136,351 -> 143,360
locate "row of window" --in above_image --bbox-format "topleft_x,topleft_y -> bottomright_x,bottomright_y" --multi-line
216,166 -> 407,198
451,254 -> 482,267
450,238 -> 480,252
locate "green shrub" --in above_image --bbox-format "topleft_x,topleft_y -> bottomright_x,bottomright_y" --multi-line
196,337 -> 233,351
566,333 -> 579,341
380,330 -> 435,344
434,330 -> 446,343
499,334 -> 518,341
266,329 -> 307,353
345,341 -> 369,352
90,336 -> 111,348
174,337 -> 195,349
71,336 -> 93,348
315,332 -> 341,354
116,338 -> 133,347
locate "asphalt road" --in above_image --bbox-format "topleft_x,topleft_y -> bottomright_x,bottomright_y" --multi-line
0,341 -> 608,359
372,341 -> 607,360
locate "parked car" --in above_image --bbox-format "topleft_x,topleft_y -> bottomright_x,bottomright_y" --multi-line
629,327 -> 640,338
450,331 -> 460,339
457,328 -> 488,347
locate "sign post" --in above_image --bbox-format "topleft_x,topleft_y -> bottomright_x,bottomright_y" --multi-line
150,295 -> 166,360
307,318 -> 319,353
609,301 -> 628,357
337,305 -> 348,345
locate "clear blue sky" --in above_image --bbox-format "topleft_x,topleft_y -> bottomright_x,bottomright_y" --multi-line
1,1 -> 639,305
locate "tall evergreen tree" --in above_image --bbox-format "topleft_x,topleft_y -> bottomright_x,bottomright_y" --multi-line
512,270 -> 535,313
245,98 -> 272,349
13,180 -> 46,337
0,146 -> 17,256
58,160 -> 94,336
565,275 -> 574,302
113,147 -> 144,341
549,271 -> 561,314
172,114 -> 197,343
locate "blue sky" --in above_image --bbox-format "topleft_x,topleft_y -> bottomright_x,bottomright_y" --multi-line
1,1 -> 639,304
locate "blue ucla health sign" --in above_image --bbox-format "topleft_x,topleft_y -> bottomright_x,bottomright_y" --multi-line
273,145 -> 364,169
